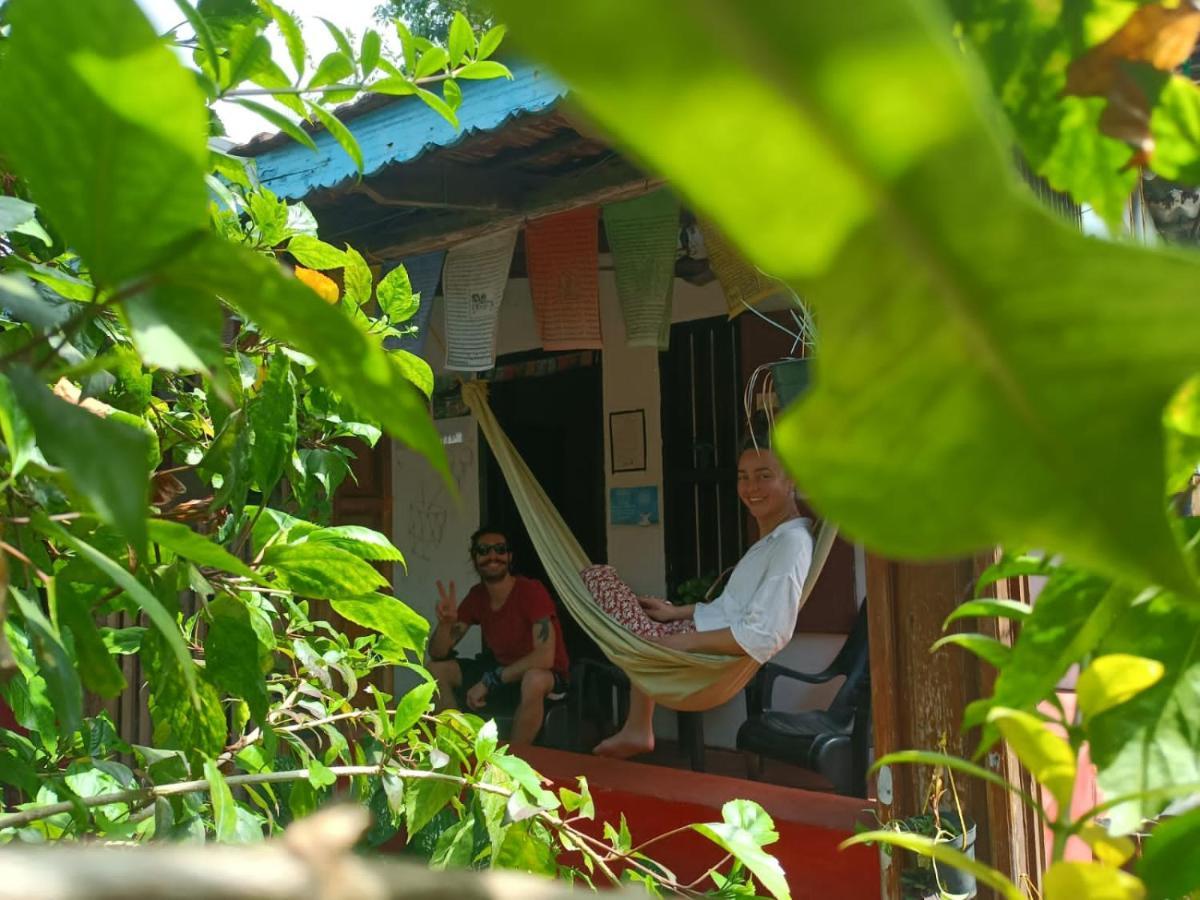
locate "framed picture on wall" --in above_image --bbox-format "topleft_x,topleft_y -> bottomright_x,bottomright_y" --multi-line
609,409 -> 646,473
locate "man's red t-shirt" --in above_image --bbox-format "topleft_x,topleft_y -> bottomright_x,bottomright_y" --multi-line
457,576 -> 570,676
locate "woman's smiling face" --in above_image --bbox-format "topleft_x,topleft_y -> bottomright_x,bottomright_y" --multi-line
736,448 -> 794,522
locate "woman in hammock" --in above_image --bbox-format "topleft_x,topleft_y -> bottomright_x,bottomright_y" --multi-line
582,433 -> 813,758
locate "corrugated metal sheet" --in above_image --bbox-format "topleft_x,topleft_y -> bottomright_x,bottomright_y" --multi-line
243,58 -> 568,200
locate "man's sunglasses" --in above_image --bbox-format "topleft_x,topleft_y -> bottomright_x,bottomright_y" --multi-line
472,542 -> 510,557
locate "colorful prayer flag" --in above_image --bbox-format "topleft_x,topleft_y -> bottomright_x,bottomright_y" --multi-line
526,207 -> 602,350
603,190 -> 679,350
442,227 -> 518,371
697,220 -> 782,318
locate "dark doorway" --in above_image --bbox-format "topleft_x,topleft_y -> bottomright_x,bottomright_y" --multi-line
481,355 -> 606,664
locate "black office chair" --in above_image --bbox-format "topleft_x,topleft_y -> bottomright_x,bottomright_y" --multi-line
735,602 -> 871,796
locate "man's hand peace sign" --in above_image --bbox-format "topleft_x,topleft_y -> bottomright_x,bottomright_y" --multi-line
435,579 -> 458,625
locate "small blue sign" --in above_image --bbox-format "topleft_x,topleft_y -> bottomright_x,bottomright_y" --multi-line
610,486 -> 659,526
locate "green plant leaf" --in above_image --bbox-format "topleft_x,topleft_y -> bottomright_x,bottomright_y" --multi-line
247,350 -> 296,494
204,595 -> 270,723
1076,653 -> 1165,721
493,0 -> 1200,596
317,17 -> 354,59
343,245 -> 374,306
1044,861 -> 1145,900
124,285 -> 224,375
414,86 -> 458,128
10,586 -> 83,737
390,349 -> 434,399
1146,75 -> 1200,184
232,99 -> 316,150
840,830 -> 1023,900
1091,594 -> 1200,833
58,583 -> 126,698
943,598 -> 1031,628
262,543 -> 388,598
414,45 -> 449,79
405,772 -> 460,837
332,593 -> 429,657
305,525 -> 404,563
258,0 -> 305,78
163,236 -> 449,484
0,197 -> 37,232
930,633 -> 1012,669
360,29 -> 382,76
456,60 -> 511,80
447,12 -> 475,67
692,801 -> 789,900
988,707 -> 1076,813
147,520 -> 264,585
376,263 -> 418,322
474,719 -> 498,764
0,373 -> 36,479
204,759 -> 239,842
430,814 -> 476,870
370,75 -> 417,96
872,750 -> 1040,813
44,519 -> 196,703
306,102 -> 365,173
1139,804 -> 1200,898
223,28 -> 272,91
307,758 -> 337,789
477,24 -> 506,60
392,681 -> 436,736
308,51 -> 354,90
0,0 -> 209,286
143,628 -> 225,763
287,235 -> 347,270
11,368 -> 149,552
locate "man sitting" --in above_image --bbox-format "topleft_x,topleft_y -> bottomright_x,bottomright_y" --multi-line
427,526 -> 570,745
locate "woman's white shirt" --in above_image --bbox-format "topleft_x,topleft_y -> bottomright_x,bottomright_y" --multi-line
692,518 -> 813,663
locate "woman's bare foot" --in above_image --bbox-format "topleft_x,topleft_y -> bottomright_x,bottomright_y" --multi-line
593,727 -> 654,759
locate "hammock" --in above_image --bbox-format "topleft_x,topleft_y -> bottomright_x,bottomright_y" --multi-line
461,381 -> 840,711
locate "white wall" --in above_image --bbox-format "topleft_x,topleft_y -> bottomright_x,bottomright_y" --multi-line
391,268 -> 859,749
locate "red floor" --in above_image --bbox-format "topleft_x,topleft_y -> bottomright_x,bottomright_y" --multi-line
520,747 -> 881,899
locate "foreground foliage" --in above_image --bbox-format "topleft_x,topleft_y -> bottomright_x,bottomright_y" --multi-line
0,1 -> 784,896
491,0 -> 1200,896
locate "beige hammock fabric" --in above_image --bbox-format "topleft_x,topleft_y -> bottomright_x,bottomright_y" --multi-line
461,380 -> 840,711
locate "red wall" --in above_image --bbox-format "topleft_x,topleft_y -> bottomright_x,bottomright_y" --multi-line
521,748 -> 880,899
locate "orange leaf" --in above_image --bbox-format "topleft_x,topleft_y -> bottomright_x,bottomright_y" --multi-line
294,266 -> 340,304
1066,3 -> 1200,97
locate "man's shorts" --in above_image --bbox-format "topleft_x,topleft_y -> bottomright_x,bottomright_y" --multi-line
456,650 -> 569,710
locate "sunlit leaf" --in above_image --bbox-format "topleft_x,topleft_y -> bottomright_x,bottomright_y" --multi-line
988,707 -> 1076,813
1044,860 -> 1145,900
1077,653 -> 1165,720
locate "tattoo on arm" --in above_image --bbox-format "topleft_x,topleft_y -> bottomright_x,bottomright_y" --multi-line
534,617 -> 551,644
450,622 -> 468,643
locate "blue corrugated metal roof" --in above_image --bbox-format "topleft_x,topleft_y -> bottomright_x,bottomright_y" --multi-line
246,59 -> 568,200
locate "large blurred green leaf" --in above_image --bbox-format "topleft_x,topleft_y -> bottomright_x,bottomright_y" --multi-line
1091,593 -> 1200,833
495,0 -> 1200,593
262,543 -> 388,598
147,519 -> 265,584
0,0 -> 209,286
163,236 -> 448,482
123,287 -> 224,375
11,368 -> 149,552
1139,804 -> 1200,898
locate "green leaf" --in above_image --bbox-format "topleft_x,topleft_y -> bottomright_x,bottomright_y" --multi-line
390,349 -> 434,399
44,519 -> 196,703
872,750 -> 1040,813
447,12 -> 475,67
988,708 -> 1076,814
223,27 -> 272,90
0,196 -> 37,232
477,24 -> 506,60
317,17 -> 354,59
493,0 -> 1200,596
474,719 -> 498,764
247,350 -> 296,493
394,19 -> 417,74
377,263 -> 418,322
143,628 -> 226,763
840,830 -> 1023,900
496,820 -> 558,875
1076,654 -> 1165,721
306,525 -> 404,563
164,236 -> 449,483
58,583 -> 126,698
929,633 -> 1011,669
360,29 -> 382,76
370,76 -> 417,97
414,45 -> 449,80
943,598 -> 1031,628
308,51 -> 354,90
430,814 -> 476,870
405,773 -> 460,837
1043,861 -> 1145,900
1139,804 -> 1200,898
456,60 -> 511,80
343,245 -> 373,306
0,373 -> 36,479
287,235 -> 347,270
262,543 -> 388,598
204,595 -> 270,723
124,285 -> 224,374
232,99 -> 316,151
306,103 -> 364,172
414,86 -> 458,128
307,758 -> 337,789
692,800 -> 789,900
392,681 -> 437,736
147,520 -> 264,584
11,368 -> 148,552
258,0 -> 305,78
1147,75 -> 1200,184
0,0 -> 209,286
1091,594 -> 1200,833
204,759 -> 239,842
174,0 -> 220,86
443,79 -> 462,112
332,593 -> 429,657
10,586 -> 83,737
974,553 -> 1052,598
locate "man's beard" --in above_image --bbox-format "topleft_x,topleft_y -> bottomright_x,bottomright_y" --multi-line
477,563 -> 509,583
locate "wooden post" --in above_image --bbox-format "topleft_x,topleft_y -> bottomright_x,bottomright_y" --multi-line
866,553 -> 1044,898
